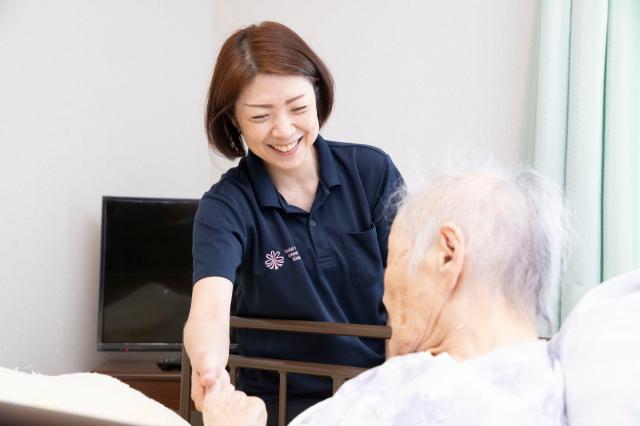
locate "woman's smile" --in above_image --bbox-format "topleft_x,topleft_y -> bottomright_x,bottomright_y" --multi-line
269,136 -> 303,154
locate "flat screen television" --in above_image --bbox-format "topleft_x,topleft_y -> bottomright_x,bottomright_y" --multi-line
97,196 -> 199,351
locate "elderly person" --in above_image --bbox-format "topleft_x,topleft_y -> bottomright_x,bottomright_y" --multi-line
203,165 -> 570,426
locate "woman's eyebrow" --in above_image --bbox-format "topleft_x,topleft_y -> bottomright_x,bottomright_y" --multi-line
243,93 -> 306,108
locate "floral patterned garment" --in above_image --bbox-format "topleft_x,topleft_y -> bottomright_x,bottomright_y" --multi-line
290,340 -> 566,426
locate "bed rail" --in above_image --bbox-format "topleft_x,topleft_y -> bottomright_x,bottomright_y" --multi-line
179,316 -> 391,426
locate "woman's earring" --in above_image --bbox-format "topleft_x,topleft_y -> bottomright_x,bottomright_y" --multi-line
239,133 -> 246,147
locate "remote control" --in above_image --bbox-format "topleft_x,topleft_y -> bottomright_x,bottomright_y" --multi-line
157,358 -> 181,371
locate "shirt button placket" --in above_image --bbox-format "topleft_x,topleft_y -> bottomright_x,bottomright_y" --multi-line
308,218 -> 320,259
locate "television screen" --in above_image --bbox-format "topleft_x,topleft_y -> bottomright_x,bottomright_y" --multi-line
98,196 -> 198,351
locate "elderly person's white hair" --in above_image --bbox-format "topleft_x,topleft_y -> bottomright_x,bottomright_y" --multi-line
392,162 -> 571,328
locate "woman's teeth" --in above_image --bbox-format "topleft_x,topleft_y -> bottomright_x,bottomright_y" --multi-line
272,139 -> 299,153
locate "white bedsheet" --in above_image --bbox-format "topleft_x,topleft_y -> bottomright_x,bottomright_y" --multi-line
0,367 -> 189,426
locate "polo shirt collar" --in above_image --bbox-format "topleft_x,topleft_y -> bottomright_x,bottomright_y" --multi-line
246,150 -> 281,208
246,135 -> 342,209
315,135 -> 341,189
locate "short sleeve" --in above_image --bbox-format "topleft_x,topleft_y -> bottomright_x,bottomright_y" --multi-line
371,155 -> 404,267
192,191 -> 246,284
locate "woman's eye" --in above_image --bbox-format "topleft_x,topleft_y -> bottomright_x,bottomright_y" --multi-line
251,115 -> 268,120
292,105 -> 307,113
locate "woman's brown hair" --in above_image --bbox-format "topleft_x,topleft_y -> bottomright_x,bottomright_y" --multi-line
205,21 -> 334,159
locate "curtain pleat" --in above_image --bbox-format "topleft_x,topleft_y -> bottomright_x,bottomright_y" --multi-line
532,0 -> 639,331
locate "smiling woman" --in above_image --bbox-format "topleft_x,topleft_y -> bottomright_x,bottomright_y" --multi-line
183,21 -> 404,426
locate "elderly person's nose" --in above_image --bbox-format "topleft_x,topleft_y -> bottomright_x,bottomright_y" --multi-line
271,115 -> 296,139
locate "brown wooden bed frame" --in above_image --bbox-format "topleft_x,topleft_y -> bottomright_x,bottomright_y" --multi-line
179,316 -> 391,426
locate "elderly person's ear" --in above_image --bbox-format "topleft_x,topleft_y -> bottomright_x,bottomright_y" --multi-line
435,223 -> 465,290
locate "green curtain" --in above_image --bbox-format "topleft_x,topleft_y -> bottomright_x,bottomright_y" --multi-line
530,0 -> 640,333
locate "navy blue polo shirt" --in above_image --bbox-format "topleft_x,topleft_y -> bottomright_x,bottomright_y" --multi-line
193,135 -> 403,398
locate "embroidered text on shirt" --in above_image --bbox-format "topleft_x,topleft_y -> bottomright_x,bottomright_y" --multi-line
284,245 -> 301,262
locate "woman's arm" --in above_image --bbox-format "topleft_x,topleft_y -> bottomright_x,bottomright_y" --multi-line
184,276 -> 234,411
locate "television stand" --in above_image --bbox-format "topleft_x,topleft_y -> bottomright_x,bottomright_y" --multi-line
93,359 -> 182,410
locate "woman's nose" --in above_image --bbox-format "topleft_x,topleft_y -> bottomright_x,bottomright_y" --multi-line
271,116 -> 296,139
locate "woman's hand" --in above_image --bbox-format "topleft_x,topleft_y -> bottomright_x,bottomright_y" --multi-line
191,352 -> 231,411
202,382 -> 267,426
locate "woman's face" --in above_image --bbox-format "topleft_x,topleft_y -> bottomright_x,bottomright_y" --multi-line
234,74 -> 320,174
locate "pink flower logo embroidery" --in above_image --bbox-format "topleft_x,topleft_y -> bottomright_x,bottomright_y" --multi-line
264,250 -> 285,270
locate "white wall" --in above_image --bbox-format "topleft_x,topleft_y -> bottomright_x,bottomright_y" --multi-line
0,0 -> 539,374
212,0 -> 539,173
0,0 -> 220,374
